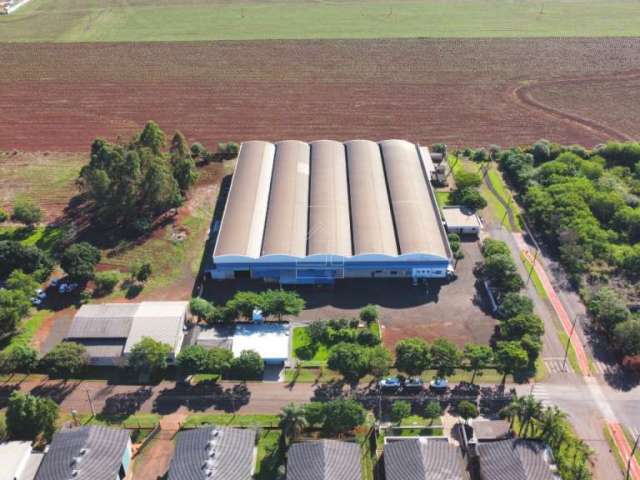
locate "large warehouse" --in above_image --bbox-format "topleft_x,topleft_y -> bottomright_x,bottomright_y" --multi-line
209,139 -> 453,284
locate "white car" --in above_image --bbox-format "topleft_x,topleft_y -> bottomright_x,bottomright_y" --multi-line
35,289 -> 47,299
31,297 -> 43,306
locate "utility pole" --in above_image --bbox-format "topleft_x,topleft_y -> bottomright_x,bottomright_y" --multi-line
626,433 -> 640,480
562,315 -> 580,372
526,248 -> 539,286
85,388 -> 95,417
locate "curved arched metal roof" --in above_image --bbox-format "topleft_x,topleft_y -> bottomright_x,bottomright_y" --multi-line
345,140 -> 398,256
308,140 -> 352,256
261,140 -> 310,257
380,139 -> 448,258
213,141 -> 274,258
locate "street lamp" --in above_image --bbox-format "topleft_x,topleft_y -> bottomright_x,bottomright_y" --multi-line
562,315 -> 580,373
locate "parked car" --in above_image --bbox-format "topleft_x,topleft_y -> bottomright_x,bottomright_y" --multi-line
31,297 -> 43,306
430,377 -> 449,393
35,288 -> 47,299
403,377 -> 424,394
58,283 -> 79,294
379,376 -> 401,393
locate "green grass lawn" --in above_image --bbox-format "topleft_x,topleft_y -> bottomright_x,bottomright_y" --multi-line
520,252 -> 547,300
435,191 -> 451,209
1,309 -> 51,353
292,327 -> 330,364
254,430 -> 283,480
182,413 -> 280,429
3,0 -> 640,42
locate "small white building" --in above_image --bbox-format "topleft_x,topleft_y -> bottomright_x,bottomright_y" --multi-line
442,206 -> 482,236
232,323 -> 290,366
0,441 -> 44,480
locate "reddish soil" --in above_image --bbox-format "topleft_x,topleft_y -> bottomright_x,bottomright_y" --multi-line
2,38 -> 640,152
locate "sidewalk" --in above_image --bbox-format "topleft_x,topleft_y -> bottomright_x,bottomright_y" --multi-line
515,233 -> 591,377
608,422 -> 640,480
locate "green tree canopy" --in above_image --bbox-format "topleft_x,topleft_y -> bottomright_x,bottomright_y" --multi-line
327,342 -> 371,384
229,350 -> 264,380
463,343 -> 493,383
176,345 -> 210,376
40,342 -> 89,379
321,399 -> 366,434
207,347 -> 234,375
494,341 -> 529,384
391,400 -> 412,422
497,293 -> 534,320
483,254 -> 524,295
93,270 -> 120,295
5,270 -> 40,297
367,345 -> 392,380
588,287 -> 630,335
61,242 -> 101,282
455,400 -> 479,423
359,304 -> 379,324
424,401 -> 443,420
613,319 -> 640,357
279,403 -> 308,447
128,337 -> 172,376
0,288 -> 32,336
11,197 -> 43,226
226,291 -> 262,320
500,313 -> 544,339
0,241 -> 52,278
431,338 -> 462,378
189,297 -> 216,322
303,402 -> 326,427
6,392 -> 58,441
260,290 -> 305,321
395,338 -> 431,376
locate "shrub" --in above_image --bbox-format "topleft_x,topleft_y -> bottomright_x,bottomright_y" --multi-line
356,329 -> 380,346
94,270 -> 120,295
359,304 -> 379,324
424,401 -> 443,420
455,400 -> 479,422
40,342 -> 89,379
229,350 -> 264,380
11,197 -> 43,226
391,401 -> 412,422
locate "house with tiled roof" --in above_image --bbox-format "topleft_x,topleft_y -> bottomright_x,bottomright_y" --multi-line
384,438 -> 468,480
286,439 -> 361,480
477,439 -> 559,480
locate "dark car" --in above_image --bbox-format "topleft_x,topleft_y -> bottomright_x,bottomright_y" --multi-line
379,376 -> 401,393
403,377 -> 424,394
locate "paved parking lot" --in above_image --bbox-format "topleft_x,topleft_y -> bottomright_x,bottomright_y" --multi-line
202,240 -> 495,349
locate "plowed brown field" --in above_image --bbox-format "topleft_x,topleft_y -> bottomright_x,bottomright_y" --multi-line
1,38 -> 639,151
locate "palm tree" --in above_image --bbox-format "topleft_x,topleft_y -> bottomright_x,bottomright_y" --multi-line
518,395 -> 543,438
500,396 -> 521,433
539,406 -> 567,449
278,403 -> 308,450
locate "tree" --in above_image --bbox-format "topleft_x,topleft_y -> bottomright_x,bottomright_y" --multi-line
431,338 -> 461,378
0,241 -> 52,278
176,345 -> 209,376
226,291 -> 262,320
454,170 -> 483,189
207,347 -> 233,376
516,395 -> 543,437
11,197 -> 43,226
260,290 -> 305,321
321,399 -> 366,434
463,343 -> 493,384
93,270 -> 120,295
40,342 -> 89,379
128,337 -> 172,377
494,341 -> 529,384
303,402 -> 326,427
359,304 -> 379,324
395,338 -> 431,376
367,345 -> 392,380
5,270 -> 39,296
138,120 -> 166,154
450,187 -> 487,211
61,242 -> 101,282
539,406 -> 567,449
455,400 -> 479,424
497,293 -> 534,320
391,401 -> 411,423
170,131 -> 198,192
532,140 -> 551,165
356,329 -> 380,346
229,350 -> 264,380
424,401 -> 443,421
189,297 -> 215,322
588,287 -> 630,335
5,392 -> 58,441
0,288 -> 32,336
483,255 -> 523,295
473,148 -> 489,163
327,343 -> 370,385
129,260 -> 152,283
500,313 -> 544,340
307,320 -> 328,343
7,345 -> 38,374
279,403 -> 308,448
613,319 -> 640,357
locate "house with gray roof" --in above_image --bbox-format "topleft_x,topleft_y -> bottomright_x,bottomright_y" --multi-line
34,426 -> 131,480
286,439 -> 361,480
384,438 -> 467,480
477,439 -> 559,480
168,426 -> 256,480
65,301 -> 187,366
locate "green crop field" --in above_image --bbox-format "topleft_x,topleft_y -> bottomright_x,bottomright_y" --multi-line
1,0 -> 640,42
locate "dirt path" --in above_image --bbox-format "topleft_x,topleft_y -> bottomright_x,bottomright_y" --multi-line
511,70 -> 640,142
